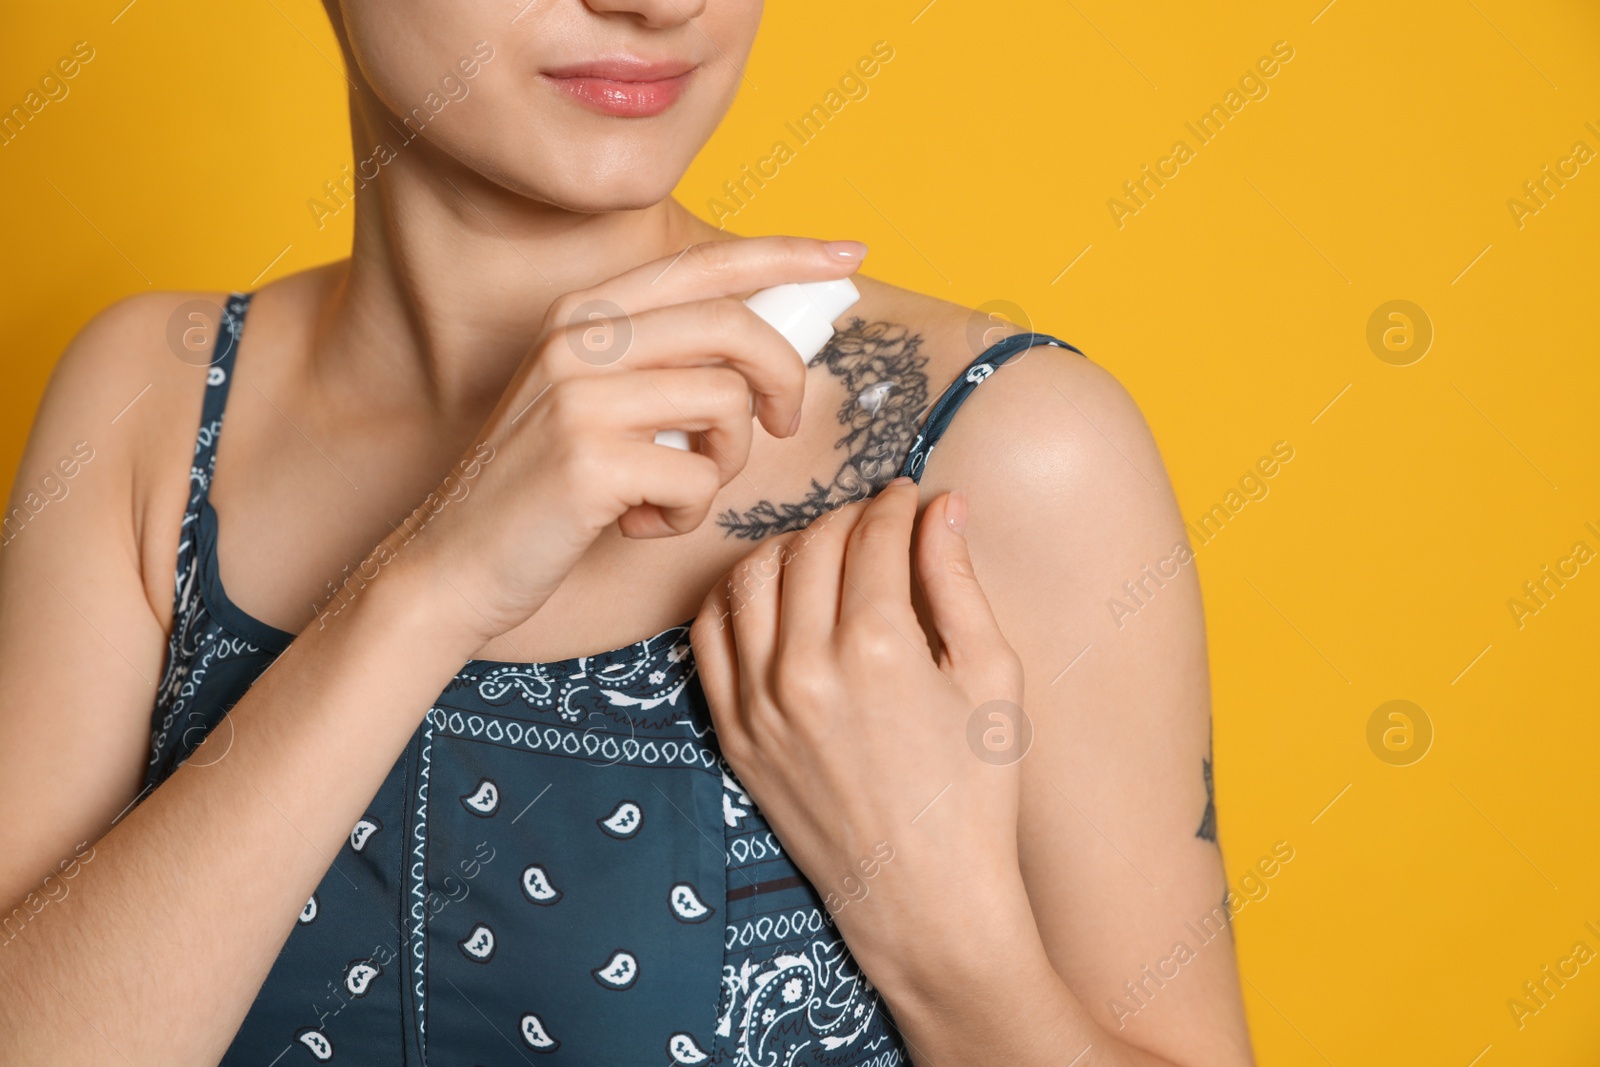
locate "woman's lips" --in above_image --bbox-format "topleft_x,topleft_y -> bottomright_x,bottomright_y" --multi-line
541,58 -> 698,118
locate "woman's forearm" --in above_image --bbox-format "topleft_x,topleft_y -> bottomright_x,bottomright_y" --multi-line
858,873 -> 1185,1067
0,538 -> 481,1065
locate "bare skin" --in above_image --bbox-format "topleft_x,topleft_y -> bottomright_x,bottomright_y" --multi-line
0,0 -> 1254,1063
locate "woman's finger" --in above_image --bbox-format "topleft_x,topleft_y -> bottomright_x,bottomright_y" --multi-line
582,434 -> 726,538
582,367 -> 757,489
554,235 -> 864,322
914,490 -> 1016,687
689,581 -> 741,729
726,533 -> 795,700
775,498 -> 870,650
837,478 -> 920,624
549,299 -> 809,440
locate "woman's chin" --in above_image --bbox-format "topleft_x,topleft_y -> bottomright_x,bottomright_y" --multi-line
530,175 -> 681,215
476,155 -> 681,215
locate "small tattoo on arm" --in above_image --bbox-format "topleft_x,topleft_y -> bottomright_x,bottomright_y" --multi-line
716,319 -> 930,540
1197,724 -> 1218,842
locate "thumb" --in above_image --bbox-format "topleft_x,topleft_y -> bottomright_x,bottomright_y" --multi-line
915,491 -> 1017,689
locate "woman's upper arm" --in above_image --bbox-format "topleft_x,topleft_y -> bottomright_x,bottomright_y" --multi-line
922,347 -> 1254,1065
0,293 -> 194,908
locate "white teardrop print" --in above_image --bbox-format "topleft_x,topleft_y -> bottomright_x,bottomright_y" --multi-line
344,959 -> 380,998
295,1028 -> 333,1061
592,949 -> 640,990
520,1012 -> 560,1051
349,817 -> 381,852
298,894 -> 319,924
597,800 -> 643,839
667,1032 -> 711,1064
668,882 -> 714,924
459,923 -> 497,963
460,779 -> 500,817
520,865 -> 563,905
721,769 -> 751,828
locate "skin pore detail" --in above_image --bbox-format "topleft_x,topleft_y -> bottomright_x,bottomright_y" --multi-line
716,317 -> 930,540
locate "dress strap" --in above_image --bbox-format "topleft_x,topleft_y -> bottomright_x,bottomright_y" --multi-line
174,291 -> 252,569
899,331 -> 1084,481
192,291 -> 252,490
156,291 -> 254,714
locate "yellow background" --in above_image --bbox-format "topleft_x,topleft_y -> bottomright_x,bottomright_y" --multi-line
3,1 -> 1598,1062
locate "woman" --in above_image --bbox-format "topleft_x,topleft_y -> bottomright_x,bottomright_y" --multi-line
0,1 -> 1254,1063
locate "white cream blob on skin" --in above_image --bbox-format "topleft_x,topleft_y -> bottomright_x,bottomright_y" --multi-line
654,278 -> 861,451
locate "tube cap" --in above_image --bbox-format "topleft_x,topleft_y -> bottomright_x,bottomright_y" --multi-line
654,278 -> 861,450
743,278 -> 861,365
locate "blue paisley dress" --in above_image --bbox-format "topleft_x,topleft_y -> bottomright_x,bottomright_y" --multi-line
145,291 -> 1080,1065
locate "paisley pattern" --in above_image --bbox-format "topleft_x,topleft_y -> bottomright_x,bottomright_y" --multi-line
143,291 -> 1079,1064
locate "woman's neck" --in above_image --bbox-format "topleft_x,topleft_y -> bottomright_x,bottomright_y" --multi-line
313,94 -> 718,417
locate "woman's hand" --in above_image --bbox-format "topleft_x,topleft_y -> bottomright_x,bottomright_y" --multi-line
690,477 -> 1039,991
401,236 -> 869,644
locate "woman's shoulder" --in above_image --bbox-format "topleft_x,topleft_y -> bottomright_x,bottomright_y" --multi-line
31,267 -> 333,625
61,258 -> 338,381
857,275 -> 1186,601
850,273 -> 1153,490
50,287 -> 233,397
52,264 -> 338,454
31,288 -> 237,497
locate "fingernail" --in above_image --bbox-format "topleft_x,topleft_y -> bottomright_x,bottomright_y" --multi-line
823,240 -> 869,262
787,405 -> 803,437
888,475 -> 914,488
945,490 -> 967,535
